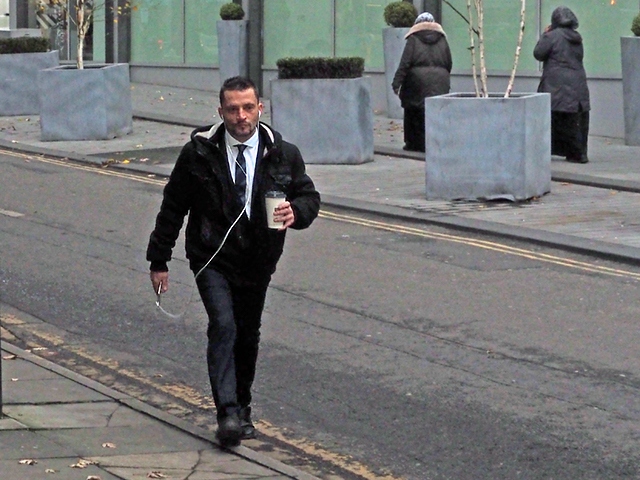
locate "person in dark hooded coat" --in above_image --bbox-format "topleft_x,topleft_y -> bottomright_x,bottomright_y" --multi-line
534,6 -> 590,163
392,12 -> 452,152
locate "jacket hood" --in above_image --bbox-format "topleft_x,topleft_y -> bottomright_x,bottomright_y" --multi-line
559,27 -> 583,44
405,21 -> 446,41
551,6 -> 579,29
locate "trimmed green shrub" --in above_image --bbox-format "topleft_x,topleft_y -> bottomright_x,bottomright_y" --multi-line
276,57 -> 365,79
632,12 -> 640,36
0,36 -> 49,54
383,1 -> 417,28
219,2 -> 245,20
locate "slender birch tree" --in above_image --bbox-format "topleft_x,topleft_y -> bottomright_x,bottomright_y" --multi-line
504,0 -> 527,97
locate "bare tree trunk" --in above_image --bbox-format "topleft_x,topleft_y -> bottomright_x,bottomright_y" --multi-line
504,0 -> 526,98
475,0 -> 488,97
466,0 -> 480,97
76,0 -> 85,69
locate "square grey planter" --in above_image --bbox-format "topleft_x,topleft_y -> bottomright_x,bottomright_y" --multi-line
38,63 -> 132,141
425,92 -> 551,201
0,50 -> 59,115
383,27 -> 409,119
270,77 -> 374,164
621,36 -> 640,146
217,20 -> 248,84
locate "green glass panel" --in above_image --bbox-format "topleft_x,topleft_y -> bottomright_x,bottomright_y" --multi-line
442,0 -> 538,73
335,0 -> 397,69
263,0 -> 333,67
540,0 -> 639,76
185,0 -> 225,65
92,13 -> 105,63
131,0 -> 184,64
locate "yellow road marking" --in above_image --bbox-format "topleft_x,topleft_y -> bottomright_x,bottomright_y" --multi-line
3,318 -> 400,480
319,210 -> 640,280
9,147 -> 640,281
0,149 -> 167,186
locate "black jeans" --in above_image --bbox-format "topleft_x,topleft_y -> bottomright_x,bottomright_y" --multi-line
551,109 -> 590,161
195,268 -> 268,421
403,106 -> 426,152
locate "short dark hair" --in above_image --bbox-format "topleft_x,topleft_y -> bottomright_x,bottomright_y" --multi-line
219,76 -> 260,105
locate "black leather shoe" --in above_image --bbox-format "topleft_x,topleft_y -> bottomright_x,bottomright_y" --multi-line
216,413 -> 242,447
239,406 -> 256,440
566,155 -> 589,164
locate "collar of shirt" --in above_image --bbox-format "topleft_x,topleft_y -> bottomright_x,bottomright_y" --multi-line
225,128 -> 260,216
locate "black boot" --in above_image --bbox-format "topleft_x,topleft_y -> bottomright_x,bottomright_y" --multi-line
216,413 -> 242,447
239,406 -> 256,439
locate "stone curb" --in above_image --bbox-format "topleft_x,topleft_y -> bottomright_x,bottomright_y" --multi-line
1,342 -> 322,480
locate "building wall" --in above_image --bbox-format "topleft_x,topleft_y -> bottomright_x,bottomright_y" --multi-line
12,0 -> 639,138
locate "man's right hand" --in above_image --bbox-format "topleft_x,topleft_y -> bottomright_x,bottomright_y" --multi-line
150,271 -> 169,294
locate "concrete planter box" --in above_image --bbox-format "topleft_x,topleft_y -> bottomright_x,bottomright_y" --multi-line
38,63 -> 132,141
621,36 -> 640,146
270,77 -> 374,164
383,27 -> 409,119
425,92 -> 551,201
0,50 -> 59,115
217,20 -> 248,84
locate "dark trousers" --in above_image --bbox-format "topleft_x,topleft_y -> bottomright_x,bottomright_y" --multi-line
551,109 -> 590,161
403,106 -> 426,152
195,268 -> 267,421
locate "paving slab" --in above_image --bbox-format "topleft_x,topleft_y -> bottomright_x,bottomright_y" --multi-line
3,376 -> 111,404
1,356 -> 59,380
94,450 -> 289,480
4,402 -> 136,429
0,429 -> 78,459
0,458 -> 122,480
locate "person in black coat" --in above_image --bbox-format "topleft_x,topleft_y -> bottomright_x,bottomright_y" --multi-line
147,76 -> 320,447
534,6 -> 590,163
392,11 -> 452,152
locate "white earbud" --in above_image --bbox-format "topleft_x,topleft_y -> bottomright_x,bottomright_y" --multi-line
259,111 -> 262,118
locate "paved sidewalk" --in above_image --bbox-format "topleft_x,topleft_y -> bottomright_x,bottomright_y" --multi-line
0,341 -> 318,480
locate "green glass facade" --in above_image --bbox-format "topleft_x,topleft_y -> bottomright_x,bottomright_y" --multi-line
126,0 -> 638,76
14,0 -> 640,77
444,0 -> 639,76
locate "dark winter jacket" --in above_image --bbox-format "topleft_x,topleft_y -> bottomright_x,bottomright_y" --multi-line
391,22 -> 452,110
533,6 -> 590,113
146,122 -> 320,286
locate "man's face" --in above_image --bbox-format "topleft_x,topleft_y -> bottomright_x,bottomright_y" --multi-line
218,88 -> 264,142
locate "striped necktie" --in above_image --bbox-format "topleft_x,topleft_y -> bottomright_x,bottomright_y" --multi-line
234,144 -> 247,205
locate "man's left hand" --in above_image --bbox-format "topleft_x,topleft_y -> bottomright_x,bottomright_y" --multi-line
274,201 -> 295,230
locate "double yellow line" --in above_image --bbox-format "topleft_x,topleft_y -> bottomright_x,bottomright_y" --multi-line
7,148 -> 638,281
319,210 -> 640,280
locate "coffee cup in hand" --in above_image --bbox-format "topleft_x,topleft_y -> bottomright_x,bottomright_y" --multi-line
265,190 -> 286,229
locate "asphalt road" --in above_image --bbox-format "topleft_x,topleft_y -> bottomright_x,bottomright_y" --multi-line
2,149 -> 640,479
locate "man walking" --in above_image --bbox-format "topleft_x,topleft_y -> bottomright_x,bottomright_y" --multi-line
146,76 -> 320,446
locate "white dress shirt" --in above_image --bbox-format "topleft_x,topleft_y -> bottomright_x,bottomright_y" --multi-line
225,129 -> 259,217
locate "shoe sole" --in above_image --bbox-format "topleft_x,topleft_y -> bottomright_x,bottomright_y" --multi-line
216,426 -> 242,447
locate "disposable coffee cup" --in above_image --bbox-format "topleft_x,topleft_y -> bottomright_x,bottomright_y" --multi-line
265,190 -> 286,229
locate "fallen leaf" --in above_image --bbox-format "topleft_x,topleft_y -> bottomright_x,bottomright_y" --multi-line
2,354 -> 17,360
102,442 -> 117,449
86,476 -> 102,480
19,459 -> 37,465
70,459 -> 98,468
122,159 -> 130,164
147,472 -> 167,479
45,468 -> 56,473
11,378 -> 19,382
32,347 -> 47,351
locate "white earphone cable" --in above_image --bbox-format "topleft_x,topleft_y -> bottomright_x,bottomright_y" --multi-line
155,197 -> 249,319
